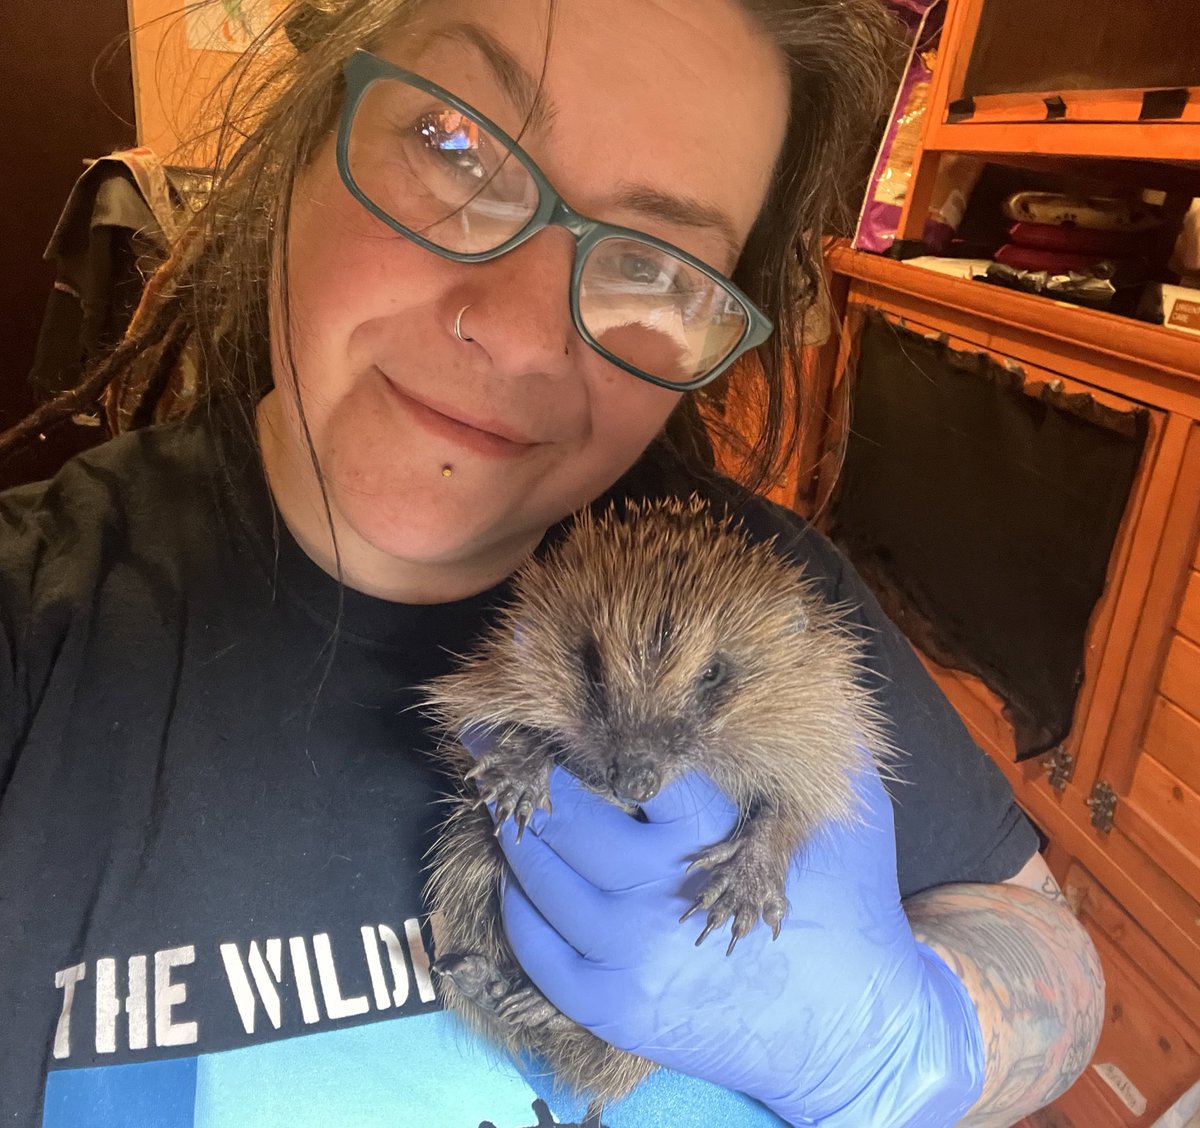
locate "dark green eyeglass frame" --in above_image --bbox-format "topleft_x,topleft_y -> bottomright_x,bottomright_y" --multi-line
335,49 -> 774,391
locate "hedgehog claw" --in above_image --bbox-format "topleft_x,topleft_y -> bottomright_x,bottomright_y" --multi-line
463,741 -> 553,841
685,838 -> 792,954
687,839 -> 740,873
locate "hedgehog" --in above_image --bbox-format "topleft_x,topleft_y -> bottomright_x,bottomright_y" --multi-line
421,494 -> 892,1105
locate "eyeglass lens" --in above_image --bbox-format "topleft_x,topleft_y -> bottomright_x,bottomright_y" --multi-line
345,77 -> 750,386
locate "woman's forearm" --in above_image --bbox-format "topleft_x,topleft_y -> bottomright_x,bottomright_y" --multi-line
905,878 -> 1105,1127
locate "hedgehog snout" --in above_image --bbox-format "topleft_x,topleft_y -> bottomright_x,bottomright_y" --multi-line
605,758 -> 663,804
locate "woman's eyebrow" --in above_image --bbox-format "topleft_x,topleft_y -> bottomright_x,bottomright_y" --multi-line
428,22 -> 558,134
613,184 -> 742,268
425,23 -> 742,267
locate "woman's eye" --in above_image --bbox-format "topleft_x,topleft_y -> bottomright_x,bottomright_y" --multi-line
618,253 -> 673,288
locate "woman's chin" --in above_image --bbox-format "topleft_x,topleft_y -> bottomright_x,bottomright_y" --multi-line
327,486 -> 542,598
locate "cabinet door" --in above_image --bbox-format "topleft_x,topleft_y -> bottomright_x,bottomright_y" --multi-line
820,303 -> 1164,769
1098,425 -> 1200,909
1033,862 -> 1200,1127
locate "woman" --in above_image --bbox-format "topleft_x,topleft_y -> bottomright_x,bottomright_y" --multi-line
0,0 -> 1102,1124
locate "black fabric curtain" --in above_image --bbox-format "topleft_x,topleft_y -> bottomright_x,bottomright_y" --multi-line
829,312 -> 1148,758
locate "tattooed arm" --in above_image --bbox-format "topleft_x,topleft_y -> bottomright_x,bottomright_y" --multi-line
904,853 -> 1105,1127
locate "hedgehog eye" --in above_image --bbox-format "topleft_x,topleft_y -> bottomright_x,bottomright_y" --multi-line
697,658 -> 728,690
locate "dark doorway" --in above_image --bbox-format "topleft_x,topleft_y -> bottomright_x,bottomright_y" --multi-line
1,1 -> 136,490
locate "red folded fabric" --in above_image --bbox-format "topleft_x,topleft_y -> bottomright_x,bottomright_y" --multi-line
993,244 -> 1109,274
1008,222 -> 1143,257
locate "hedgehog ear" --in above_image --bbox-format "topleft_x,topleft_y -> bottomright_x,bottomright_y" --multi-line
793,603 -> 811,634
513,618 -> 530,652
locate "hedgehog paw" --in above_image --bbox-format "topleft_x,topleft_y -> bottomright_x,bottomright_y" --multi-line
433,952 -> 508,1005
435,954 -> 574,1032
465,746 -> 554,842
681,844 -> 789,955
496,984 -> 575,1032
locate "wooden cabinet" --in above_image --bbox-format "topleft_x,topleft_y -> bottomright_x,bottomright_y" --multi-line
786,2 -> 1200,1121
1098,429 -> 1200,913
813,245 -> 1200,1126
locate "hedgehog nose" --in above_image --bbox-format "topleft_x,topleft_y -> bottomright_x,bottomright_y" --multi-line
607,762 -> 661,804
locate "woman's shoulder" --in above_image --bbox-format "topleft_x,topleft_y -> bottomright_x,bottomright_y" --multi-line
3,415 -> 218,519
0,414 -> 228,607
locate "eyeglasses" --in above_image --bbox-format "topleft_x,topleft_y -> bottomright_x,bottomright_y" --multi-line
336,50 -> 773,391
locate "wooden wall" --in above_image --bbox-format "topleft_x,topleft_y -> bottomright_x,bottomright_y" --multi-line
128,0 -> 285,164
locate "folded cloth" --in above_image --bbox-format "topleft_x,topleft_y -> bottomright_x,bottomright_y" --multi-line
993,244 -> 1110,274
1008,221 -> 1144,258
1003,192 -> 1163,233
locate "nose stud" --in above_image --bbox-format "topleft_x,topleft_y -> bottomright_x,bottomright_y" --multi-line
454,305 -> 473,343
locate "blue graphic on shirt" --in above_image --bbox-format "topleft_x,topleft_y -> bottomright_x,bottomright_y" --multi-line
42,1056 -> 197,1128
43,1011 -> 786,1127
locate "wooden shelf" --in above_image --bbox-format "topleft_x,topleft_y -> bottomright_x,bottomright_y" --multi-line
953,87 -> 1200,130
925,120 -> 1200,164
827,243 -> 1200,399
927,0 -> 1200,167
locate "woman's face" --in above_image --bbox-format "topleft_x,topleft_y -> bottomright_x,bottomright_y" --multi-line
262,0 -> 789,601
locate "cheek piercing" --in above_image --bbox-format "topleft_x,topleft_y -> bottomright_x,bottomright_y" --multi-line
441,465 -> 454,478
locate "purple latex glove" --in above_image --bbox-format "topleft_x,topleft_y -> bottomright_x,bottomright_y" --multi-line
486,762 -> 986,1127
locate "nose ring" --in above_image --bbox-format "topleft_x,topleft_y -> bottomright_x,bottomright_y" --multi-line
454,305 -> 473,343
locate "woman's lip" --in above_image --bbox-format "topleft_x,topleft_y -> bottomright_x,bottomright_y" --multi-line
382,375 -> 537,457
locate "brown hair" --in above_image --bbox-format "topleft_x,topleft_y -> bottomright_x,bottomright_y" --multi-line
3,0 -> 900,496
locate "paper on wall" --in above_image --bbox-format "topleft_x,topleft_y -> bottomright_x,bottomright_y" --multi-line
184,0 -> 271,53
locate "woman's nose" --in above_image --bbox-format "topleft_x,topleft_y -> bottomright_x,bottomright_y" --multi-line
453,228 -> 580,379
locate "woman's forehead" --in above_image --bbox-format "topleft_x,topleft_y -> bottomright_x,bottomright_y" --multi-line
380,0 -> 789,246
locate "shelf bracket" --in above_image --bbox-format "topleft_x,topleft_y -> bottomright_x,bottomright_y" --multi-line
1086,780 -> 1118,834
946,96 -> 975,123
1043,95 -> 1067,121
1140,88 -> 1189,121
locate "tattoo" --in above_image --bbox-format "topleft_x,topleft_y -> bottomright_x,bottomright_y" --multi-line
905,883 -> 1104,1127
1039,875 -> 1065,903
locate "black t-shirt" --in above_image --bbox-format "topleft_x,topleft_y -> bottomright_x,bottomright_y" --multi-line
0,410 -> 1036,1127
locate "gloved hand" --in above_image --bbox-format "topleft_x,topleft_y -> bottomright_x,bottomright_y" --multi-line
486,761 -> 986,1127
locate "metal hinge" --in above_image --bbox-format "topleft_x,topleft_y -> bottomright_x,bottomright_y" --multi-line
1043,746 -> 1074,792
1087,781 -> 1118,833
